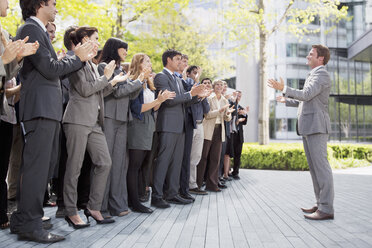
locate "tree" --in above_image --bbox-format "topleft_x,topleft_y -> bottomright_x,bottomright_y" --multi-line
224,0 -> 348,145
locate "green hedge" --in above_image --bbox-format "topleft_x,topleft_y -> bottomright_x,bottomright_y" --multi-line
239,143 -> 372,171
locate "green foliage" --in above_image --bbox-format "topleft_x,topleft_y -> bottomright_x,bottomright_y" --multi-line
240,143 -> 372,170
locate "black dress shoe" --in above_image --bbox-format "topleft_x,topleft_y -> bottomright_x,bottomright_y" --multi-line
65,216 -> 90,229
132,205 -> 154,214
232,174 -> 240,180
151,198 -> 171,208
166,195 -> 193,205
218,183 -> 227,189
219,177 -> 226,182
223,176 -> 232,181
18,230 -> 65,243
179,193 -> 195,202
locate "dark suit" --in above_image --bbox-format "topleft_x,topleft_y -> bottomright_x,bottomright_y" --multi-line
152,69 -> 196,200
10,18 -> 83,233
231,104 -> 247,176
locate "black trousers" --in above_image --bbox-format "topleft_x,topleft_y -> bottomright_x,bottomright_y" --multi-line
128,149 -> 150,209
10,118 -> 60,233
232,132 -> 243,176
0,121 -> 13,224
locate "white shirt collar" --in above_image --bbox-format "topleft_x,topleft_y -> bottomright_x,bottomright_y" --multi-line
30,16 -> 47,32
163,67 -> 174,76
309,65 -> 324,76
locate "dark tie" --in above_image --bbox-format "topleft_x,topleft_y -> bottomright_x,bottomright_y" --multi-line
173,74 -> 181,94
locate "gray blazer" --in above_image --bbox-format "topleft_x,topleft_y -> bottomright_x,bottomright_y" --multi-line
63,61 -> 112,128
285,66 -> 331,136
97,63 -> 142,122
154,69 -> 197,133
16,18 -> 83,122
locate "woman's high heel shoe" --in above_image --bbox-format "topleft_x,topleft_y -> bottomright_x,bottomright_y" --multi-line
64,216 -> 90,229
84,209 -> 115,224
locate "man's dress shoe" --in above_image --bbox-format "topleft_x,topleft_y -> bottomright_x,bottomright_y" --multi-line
151,198 -> 170,208
232,174 -> 240,180
218,183 -> 227,189
304,210 -> 334,220
180,193 -> 195,202
18,229 -> 65,243
301,206 -> 318,214
167,195 -> 193,205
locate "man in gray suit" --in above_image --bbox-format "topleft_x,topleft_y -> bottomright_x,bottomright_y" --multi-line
268,44 -> 334,220
151,49 -> 206,208
10,0 -> 96,243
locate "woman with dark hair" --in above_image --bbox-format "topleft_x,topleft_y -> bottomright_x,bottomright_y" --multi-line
127,53 -> 175,213
63,26 -> 127,228
97,38 -> 144,217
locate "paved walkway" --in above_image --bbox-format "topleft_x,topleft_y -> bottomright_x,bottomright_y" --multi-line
1,168 -> 372,248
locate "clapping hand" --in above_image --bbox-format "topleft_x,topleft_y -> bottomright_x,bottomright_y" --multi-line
190,83 -> 206,97
17,37 -> 39,59
57,49 -> 66,60
75,41 -> 98,62
104,60 -> 116,80
227,105 -> 235,114
219,104 -> 229,113
2,39 -> 24,64
268,77 -> 284,91
111,71 -> 130,86
157,89 -> 176,103
276,95 -> 286,103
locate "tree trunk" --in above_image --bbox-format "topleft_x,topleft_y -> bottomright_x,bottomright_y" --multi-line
258,0 -> 269,145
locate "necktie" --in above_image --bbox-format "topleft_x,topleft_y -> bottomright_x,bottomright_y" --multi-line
173,74 -> 181,94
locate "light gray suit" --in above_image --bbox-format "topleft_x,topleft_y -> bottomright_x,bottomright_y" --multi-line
62,61 -> 113,216
97,63 -> 143,216
285,65 -> 334,214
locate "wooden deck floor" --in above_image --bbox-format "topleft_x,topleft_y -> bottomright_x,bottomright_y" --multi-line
1,168 -> 372,248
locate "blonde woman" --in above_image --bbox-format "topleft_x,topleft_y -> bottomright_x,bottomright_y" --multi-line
127,54 -> 175,213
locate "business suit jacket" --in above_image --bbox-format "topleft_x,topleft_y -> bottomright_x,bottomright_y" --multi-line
285,66 -> 331,136
16,18 -> 83,122
203,94 -> 232,142
97,63 -> 143,122
154,69 -> 197,133
63,61 -> 112,128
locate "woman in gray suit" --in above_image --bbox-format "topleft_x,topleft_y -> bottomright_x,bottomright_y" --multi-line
63,27 -> 128,228
97,38 -> 144,217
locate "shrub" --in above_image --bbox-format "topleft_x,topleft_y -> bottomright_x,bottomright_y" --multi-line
239,143 -> 372,171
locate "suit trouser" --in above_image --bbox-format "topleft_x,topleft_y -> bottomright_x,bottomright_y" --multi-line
197,125 -> 222,190
219,141 -> 226,177
0,121 -> 13,224
152,132 -> 184,200
232,132 -> 243,176
180,123 -> 194,195
102,118 -> 129,215
56,126 -> 91,208
10,118 -> 60,233
189,123 -> 204,189
7,124 -> 22,200
63,123 -> 111,216
302,134 -> 334,214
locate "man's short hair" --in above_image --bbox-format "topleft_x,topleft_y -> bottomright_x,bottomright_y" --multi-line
181,54 -> 188,60
201,78 -> 212,84
186,65 -> 198,75
312,44 -> 330,65
162,49 -> 182,67
20,0 -> 49,21
63,25 -> 78,51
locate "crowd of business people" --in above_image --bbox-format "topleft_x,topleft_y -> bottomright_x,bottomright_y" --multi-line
0,0 -> 249,243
